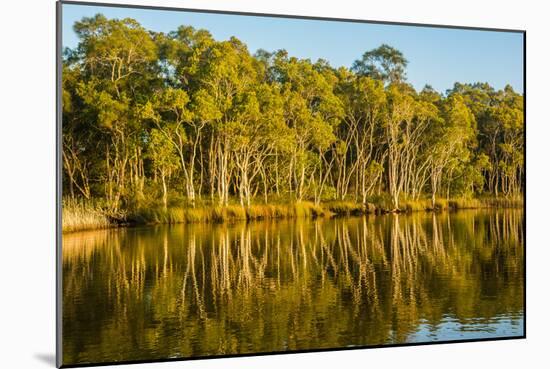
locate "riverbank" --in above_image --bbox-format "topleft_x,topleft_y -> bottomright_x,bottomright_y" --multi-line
61,196 -> 523,233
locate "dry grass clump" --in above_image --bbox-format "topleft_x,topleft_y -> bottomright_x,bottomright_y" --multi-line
62,199 -> 111,233
325,201 -> 367,215
63,195 -> 524,231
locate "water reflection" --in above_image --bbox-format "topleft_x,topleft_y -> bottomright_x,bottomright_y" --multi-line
62,209 -> 524,365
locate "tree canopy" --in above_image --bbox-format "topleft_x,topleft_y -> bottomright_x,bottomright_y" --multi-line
62,15 -> 524,213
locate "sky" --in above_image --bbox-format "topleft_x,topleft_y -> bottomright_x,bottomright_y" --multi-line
62,3 -> 524,93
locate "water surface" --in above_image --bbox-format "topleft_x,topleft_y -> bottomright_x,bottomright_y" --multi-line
62,209 -> 524,365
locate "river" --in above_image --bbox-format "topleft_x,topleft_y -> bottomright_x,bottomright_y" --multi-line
62,209 -> 524,365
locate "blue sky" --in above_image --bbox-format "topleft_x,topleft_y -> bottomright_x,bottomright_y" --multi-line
62,3 -> 524,93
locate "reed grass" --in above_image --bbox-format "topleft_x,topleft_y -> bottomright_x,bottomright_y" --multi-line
400,196 -> 523,212
63,196 -> 523,232
401,199 -> 433,212
325,201 -> 367,215
62,199 -> 111,233
125,201 -> 331,226
478,196 -> 523,209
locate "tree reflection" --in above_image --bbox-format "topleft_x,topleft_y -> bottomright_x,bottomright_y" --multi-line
62,210 -> 524,365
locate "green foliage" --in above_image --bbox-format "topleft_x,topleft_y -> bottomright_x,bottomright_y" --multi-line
352,44 -> 408,84
147,129 -> 179,173
62,13 -> 524,228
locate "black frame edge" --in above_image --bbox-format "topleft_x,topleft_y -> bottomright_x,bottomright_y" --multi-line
56,1 -> 64,368
60,335 -> 526,368
58,0 -> 526,33
522,30 -> 526,340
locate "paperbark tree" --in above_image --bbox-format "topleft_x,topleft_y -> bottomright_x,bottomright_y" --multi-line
147,129 -> 179,209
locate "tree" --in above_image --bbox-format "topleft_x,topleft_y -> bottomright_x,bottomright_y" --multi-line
352,44 -> 408,85
335,70 -> 386,203
427,94 -> 475,207
229,83 -> 288,206
384,86 -> 437,209
199,38 -> 260,206
495,86 -> 524,196
62,14 -> 524,216
69,14 -> 159,212
147,129 -> 180,209
271,52 -> 343,201
62,65 -> 93,200
140,88 -> 213,207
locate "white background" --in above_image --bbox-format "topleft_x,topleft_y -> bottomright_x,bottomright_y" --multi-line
1,0 -> 548,368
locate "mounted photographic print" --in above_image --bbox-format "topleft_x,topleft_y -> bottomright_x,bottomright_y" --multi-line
56,1 -> 525,367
